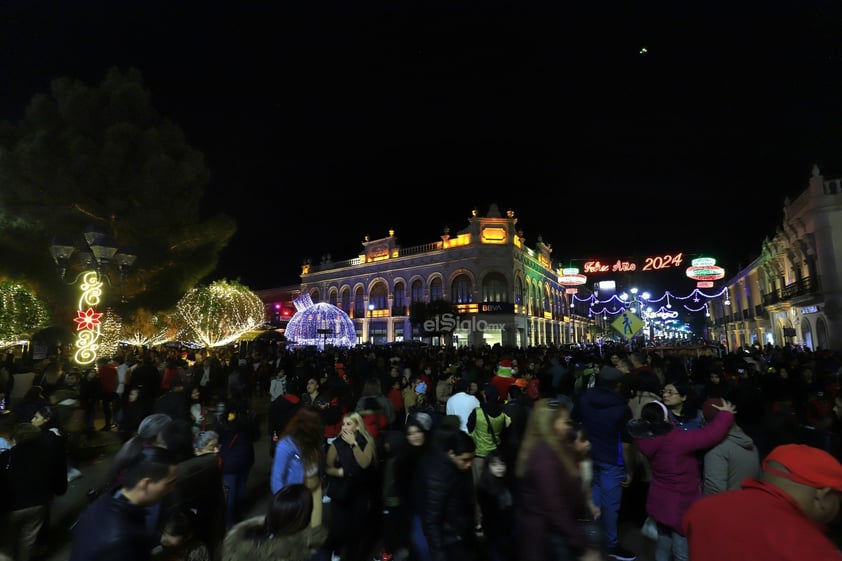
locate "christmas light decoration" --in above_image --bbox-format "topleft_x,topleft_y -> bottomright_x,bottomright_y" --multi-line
74,271 -> 104,365
286,299 -> 356,349
99,308 -> 123,359
177,279 -> 265,348
558,267 -> 587,286
686,257 -> 725,282
0,282 -> 49,346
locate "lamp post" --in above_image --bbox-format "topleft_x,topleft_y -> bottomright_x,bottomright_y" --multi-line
49,224 -> 136,366
368,303 -> 375,345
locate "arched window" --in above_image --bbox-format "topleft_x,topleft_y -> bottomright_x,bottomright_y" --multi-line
482,273 -> 508,302
430,277 -> 443,301
451,274 -> 473,304
310,289 -> 320,304
370,282 -> 389,310
329,289 -> 338,307
341,288 -> 351,312
411,280 -> 424,303
394,282 -> 406,309
354,287 -> 365,318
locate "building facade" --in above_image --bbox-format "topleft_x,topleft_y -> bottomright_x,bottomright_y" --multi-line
710,166 -> 842,351
271,204 -> 592,349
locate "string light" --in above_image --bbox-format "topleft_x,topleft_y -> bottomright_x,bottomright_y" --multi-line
0,282 -> 49,346
177,279 -> 265,348
285,299 -> 356,348
579,286 -> 729,315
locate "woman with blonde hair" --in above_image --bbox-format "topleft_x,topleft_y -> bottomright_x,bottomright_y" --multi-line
515,399 -> 603,561
324,411 -> 376,561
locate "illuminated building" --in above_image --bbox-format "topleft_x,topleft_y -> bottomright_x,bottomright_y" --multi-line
710,166 -> 842,350
281,204 -> 592,348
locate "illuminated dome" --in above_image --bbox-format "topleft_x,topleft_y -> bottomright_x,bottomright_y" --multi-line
285,295 -> 356,349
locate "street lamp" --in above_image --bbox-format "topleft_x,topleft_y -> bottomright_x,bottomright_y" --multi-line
49,224 -> 137,366
368,303 -> 375,344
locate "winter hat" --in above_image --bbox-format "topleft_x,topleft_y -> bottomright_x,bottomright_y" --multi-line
496,359 -> 514,378
409,412 -> 433,432
598,366 -> 623,383
702,398 -> 724,422
138,413 -> 173,440
414,381 -> 428,394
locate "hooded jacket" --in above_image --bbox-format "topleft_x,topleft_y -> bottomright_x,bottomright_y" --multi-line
702,424 -> 761,495
222,517 -> 327,561
576,386 -> 633,465
635,411 -> 734,532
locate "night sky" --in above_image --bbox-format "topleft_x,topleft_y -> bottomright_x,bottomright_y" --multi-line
3,1 -> 842,295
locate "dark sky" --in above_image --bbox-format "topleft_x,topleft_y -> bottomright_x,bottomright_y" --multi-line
3,0 -> 842,295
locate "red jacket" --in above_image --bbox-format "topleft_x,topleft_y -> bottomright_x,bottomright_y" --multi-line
683,478 -> 842,560
98,363 -> 118,393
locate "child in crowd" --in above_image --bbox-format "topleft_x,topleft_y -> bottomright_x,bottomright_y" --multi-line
152,510 -> 210,561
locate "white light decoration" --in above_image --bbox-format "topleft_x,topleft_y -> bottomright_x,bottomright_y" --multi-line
285,300 -> 356,349
177,280 -> 265,348
98,308 -> 123,359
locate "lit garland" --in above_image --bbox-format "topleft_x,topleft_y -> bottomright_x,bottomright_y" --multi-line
0,281 -> 49,345
176,279 -> 265,348
286,300 -> 356,349
577,286 -> 729,315
74,271 -> 103,365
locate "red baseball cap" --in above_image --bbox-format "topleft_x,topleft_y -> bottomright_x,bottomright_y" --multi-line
763,444 -> 842,491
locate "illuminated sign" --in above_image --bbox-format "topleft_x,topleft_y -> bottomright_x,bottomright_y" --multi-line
583,253 -> 684,273
480,302 -> 515,314
686,256 -> 725,281
645,309 -> 680,319
480,227 -> 507,244
800,305 -> 819,314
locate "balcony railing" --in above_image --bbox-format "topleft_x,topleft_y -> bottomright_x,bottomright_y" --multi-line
761,276 -> 819,306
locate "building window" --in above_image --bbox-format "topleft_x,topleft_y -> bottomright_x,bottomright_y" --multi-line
329,290 -> 338,306
515,277 -> 524,305
482,272 -> 508,302
430,278 -> 443,301
341,288 -> 351,312
370,282 -> 388,310
451,274 -> 473,304
411,280 -> 424,303
394,282 -> 405,308
310,289 -> 320,304
354,287 -> 365,318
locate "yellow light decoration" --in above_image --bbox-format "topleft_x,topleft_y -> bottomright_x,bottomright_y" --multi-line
74,271 -> 103,365
176,279 -> 265,348
480,227 -> 507,243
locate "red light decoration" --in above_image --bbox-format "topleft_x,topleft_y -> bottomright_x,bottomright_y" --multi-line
74,307 -> 103,331
559,267 -> 587,285
686,257 -> 725,282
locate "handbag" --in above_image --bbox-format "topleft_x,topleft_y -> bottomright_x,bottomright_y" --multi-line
641,515 -> 659,541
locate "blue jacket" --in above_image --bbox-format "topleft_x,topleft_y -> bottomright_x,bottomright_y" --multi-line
270,435 -> 305,493
576,387 -> 633,465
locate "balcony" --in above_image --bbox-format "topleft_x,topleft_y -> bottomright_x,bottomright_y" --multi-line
761,276 -> 819,307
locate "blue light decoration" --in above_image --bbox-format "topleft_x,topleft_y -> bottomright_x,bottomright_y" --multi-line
285,293 -> 356,349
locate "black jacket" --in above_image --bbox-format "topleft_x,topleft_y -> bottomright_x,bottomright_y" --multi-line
418,451 -> 475,561
69,491 -> 155,561
0,429 -> 67,511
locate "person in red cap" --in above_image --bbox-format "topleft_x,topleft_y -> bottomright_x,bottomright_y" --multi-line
683,443 -> 842,560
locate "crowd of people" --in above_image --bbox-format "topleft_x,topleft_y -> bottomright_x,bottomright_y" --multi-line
0,340 -> 841,561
